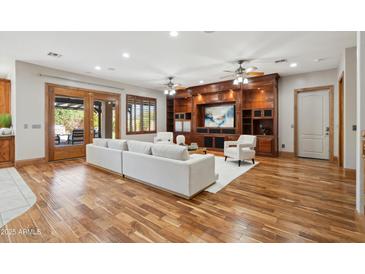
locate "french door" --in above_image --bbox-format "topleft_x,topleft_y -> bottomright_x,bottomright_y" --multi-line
47,84 -> 120,161
48,86 -> 90,161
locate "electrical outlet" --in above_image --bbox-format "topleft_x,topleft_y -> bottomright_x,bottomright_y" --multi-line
24,124 -> 28,129
281,144 -> 285,148
352,125 -> 357,131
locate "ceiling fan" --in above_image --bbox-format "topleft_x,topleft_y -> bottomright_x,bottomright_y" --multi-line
163,77 -> 185,95
221,60 -> 264,85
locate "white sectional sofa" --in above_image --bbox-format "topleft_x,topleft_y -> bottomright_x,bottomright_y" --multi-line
86,139 -> 217,199
123,141 -> 217,198
86,138 -> 128,174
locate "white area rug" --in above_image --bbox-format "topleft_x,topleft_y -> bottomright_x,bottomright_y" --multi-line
0,168 -> 36,228
205,156 -> 259,193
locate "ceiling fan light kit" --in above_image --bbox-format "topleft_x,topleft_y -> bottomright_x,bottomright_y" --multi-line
163,76 -> 177,96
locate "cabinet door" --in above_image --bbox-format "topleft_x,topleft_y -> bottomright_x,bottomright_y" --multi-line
257,137 -> 273,154
0,80 -> 11,113
0,139 -> 11,162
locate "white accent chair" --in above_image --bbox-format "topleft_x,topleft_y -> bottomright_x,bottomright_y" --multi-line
176,135 -> 186,145
154,132 -> 174,144
224,135 -> 257,166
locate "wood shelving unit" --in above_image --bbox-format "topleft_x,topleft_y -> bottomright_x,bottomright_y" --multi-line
167,74 -> 279,156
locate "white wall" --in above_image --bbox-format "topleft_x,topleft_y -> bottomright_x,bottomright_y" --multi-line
14,61 -> 166,161
278,69 -> 339,156
337,47 -> 357,169
356,32 -> 364,213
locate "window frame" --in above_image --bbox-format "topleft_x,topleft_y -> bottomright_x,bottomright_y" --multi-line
126,94 -> 157,135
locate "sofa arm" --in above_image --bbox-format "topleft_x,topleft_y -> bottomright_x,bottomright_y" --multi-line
238,143 -> 253,149
188,155 -> 216,195
224,141 -> 237,148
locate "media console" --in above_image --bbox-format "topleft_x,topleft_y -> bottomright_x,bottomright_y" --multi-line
166,73 -> 279,156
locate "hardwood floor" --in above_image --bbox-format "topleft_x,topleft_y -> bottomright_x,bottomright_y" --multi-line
1,154 -> 364,243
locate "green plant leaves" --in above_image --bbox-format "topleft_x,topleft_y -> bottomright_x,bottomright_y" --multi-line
0,113 -> 12,128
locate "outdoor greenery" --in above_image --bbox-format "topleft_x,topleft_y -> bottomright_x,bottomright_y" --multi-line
55,108 -> 84,133
0,113 -> 12,128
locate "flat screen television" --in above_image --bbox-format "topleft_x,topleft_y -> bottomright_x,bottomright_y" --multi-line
204,104 -> 235,128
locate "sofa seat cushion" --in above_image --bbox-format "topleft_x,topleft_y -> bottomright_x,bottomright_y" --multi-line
107,139 -> 128,151
151,144 -> 189,161
127,140 -> 153,155
93,138 -> 108,147
225,147 -> 255,158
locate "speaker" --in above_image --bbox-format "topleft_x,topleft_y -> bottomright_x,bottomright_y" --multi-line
209,128 -> 221,134
221,128 -> 236,134
197,127 -> 208,133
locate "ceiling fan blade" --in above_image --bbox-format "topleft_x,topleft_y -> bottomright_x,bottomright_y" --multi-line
223,70 -> 234,73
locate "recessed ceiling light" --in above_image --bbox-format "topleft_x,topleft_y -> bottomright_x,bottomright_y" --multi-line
289,63 -> 298,68
314,58 -> 325,62
199,80 -> 204,84
94,66 -> 101,70
107,67 -> 116,71
169,31 -> 179,37
47,51 -> 62,58
122,52 -> 130,58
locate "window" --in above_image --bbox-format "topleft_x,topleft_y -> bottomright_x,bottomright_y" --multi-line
127,95 -> 157,134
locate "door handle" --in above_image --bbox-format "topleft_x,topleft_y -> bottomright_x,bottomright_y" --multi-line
325,126 -> 329,135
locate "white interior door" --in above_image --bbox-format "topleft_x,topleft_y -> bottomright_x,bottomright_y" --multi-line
297,90 -> 330,159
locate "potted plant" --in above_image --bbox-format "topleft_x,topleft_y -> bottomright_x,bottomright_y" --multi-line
0,113 -> 12,135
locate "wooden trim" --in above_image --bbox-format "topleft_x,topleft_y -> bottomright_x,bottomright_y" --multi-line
338,72 -> 344,167
45,82 -> 121,97
90,92 -> 121,139
125,94 -> 157,135
279,151 -> 295,158
294,85 -> 334,161
15,157 -> 46,168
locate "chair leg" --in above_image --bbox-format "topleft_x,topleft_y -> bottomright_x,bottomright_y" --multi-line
238,160 -> 241,167
224,156 -> 227,161
252,159 -> 255,164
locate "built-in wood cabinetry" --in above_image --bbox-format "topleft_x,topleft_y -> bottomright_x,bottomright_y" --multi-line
168,74 -> 279,156
0,79 -> 14,167
0,79 -> 11,113
0,136 -> 15,167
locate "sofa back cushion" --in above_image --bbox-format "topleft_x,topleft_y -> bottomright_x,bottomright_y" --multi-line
107,139 -> 128,151
127,140 -> 153,155
151,144 -> 190,161
93,138 -> 108,147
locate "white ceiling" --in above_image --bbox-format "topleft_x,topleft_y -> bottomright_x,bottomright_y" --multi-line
0,31 -> 356,90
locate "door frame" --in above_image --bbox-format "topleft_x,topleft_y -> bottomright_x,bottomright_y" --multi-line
338,72 -> 344,167
45,83 -> 121,162
294,85 -> 334,161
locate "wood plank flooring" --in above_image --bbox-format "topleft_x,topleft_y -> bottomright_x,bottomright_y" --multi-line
1,154 -> 364,243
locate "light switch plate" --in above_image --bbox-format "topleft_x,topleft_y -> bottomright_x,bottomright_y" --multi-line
24,124 -> 28,129
32,124 -> 41,129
